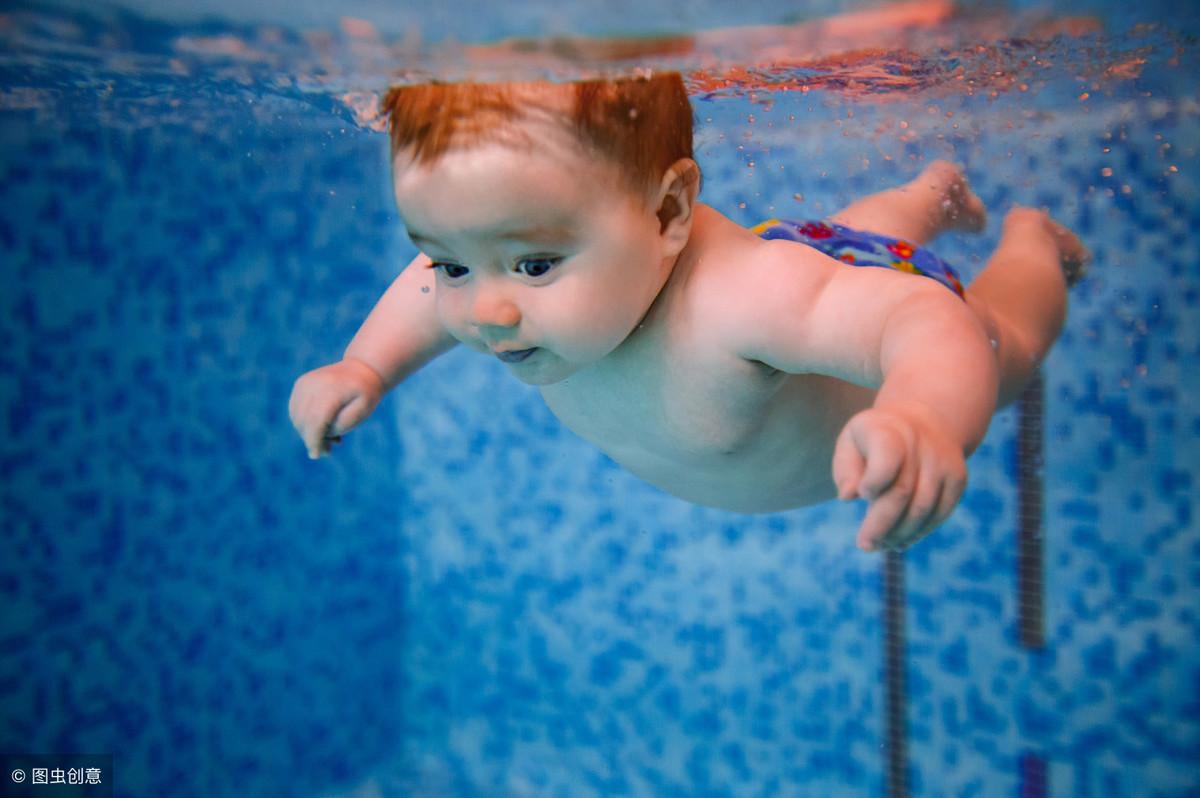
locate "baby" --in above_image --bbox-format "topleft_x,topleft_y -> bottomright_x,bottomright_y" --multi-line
288,73 -> 1087,553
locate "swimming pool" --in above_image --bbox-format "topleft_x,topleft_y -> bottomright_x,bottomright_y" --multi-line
0,0 -> 1196,795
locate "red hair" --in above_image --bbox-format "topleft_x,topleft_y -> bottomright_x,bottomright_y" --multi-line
380,72 -> 694,197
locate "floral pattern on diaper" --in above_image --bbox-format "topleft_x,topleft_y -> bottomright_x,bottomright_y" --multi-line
752,218 -> 966,298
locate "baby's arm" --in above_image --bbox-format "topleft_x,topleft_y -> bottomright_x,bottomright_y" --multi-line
342,253 -> 458,391
737,241 -> 998,550
289,253 -> 458,458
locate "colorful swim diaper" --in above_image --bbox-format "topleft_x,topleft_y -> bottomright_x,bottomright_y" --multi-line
751,218 -> 966,299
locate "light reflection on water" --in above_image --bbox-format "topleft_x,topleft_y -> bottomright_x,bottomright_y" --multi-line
1,0 -> 1194,136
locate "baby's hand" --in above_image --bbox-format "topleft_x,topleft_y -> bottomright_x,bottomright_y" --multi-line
831,405 -> 967,552
288,358 -> 386,459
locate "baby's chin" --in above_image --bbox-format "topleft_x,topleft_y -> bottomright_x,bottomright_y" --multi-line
515,372 -> 568,387
516,334 -> 640,385
506,352 -> 580,386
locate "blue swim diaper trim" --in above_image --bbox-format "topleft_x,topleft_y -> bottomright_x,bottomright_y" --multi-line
752,218 -> 966,298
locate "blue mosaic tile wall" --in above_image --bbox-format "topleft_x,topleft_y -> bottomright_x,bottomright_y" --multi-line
1,5 -> 1198,798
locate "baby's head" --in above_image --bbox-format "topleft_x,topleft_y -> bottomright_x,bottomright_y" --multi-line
378,73 -> 702,385
381,72 -> 696,206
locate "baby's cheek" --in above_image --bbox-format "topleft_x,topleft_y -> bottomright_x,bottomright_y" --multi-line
435,298 -> 476,346
563,306 -> 636,359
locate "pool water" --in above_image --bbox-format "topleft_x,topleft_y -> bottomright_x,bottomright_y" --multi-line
0,1 -> 1197,796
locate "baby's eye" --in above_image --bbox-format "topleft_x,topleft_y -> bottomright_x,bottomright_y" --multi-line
432,262 -> 469,280
516,257 -> 562,278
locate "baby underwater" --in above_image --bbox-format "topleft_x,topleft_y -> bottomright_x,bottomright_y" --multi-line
289,73 -> 1087,552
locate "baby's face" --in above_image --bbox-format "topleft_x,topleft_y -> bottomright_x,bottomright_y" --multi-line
392,128 -> 673,385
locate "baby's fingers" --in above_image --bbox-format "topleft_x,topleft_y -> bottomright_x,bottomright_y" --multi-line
918,467 -> 967,543
834,414 -> 909,500
832,425 -> 867,499
879,452 -> 967,551
879,467 -> 944,550
331,395 -> 373,437
855,424 -> 909,500
855,474 -> 915,551
302,397 -> 351,459
306,421 -> 332,459
314,434 -> 343,459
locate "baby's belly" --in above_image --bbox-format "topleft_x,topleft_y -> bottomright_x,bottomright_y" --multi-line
592,376 -> 876,514
616,443 -> 836,513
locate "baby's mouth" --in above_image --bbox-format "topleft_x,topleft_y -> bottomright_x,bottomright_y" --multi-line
495,348 -> 537,363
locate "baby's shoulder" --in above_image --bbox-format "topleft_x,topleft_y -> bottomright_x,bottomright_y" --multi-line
683,207 -> 836,324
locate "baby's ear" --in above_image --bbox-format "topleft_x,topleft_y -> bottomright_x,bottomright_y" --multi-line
656,158 -> 700,256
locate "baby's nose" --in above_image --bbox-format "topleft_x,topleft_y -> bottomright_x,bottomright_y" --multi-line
470,288 -> 521,329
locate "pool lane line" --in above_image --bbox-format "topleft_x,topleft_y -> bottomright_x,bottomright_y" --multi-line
1016,373 -> 1049,793
1019,749 -> 1050,797
884,549 -> 908,798
883,369 -> 1045,798
1016,371 -> 1045,650
883,372 -> 1051,796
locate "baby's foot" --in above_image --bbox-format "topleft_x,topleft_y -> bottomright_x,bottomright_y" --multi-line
916,160 -> 987,233
1004,207 -> 1091,286
1045,215 -> 1090,286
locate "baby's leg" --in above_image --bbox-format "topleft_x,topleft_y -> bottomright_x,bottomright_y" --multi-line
965,207 -> 1089,406
829,160 -> 986,245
